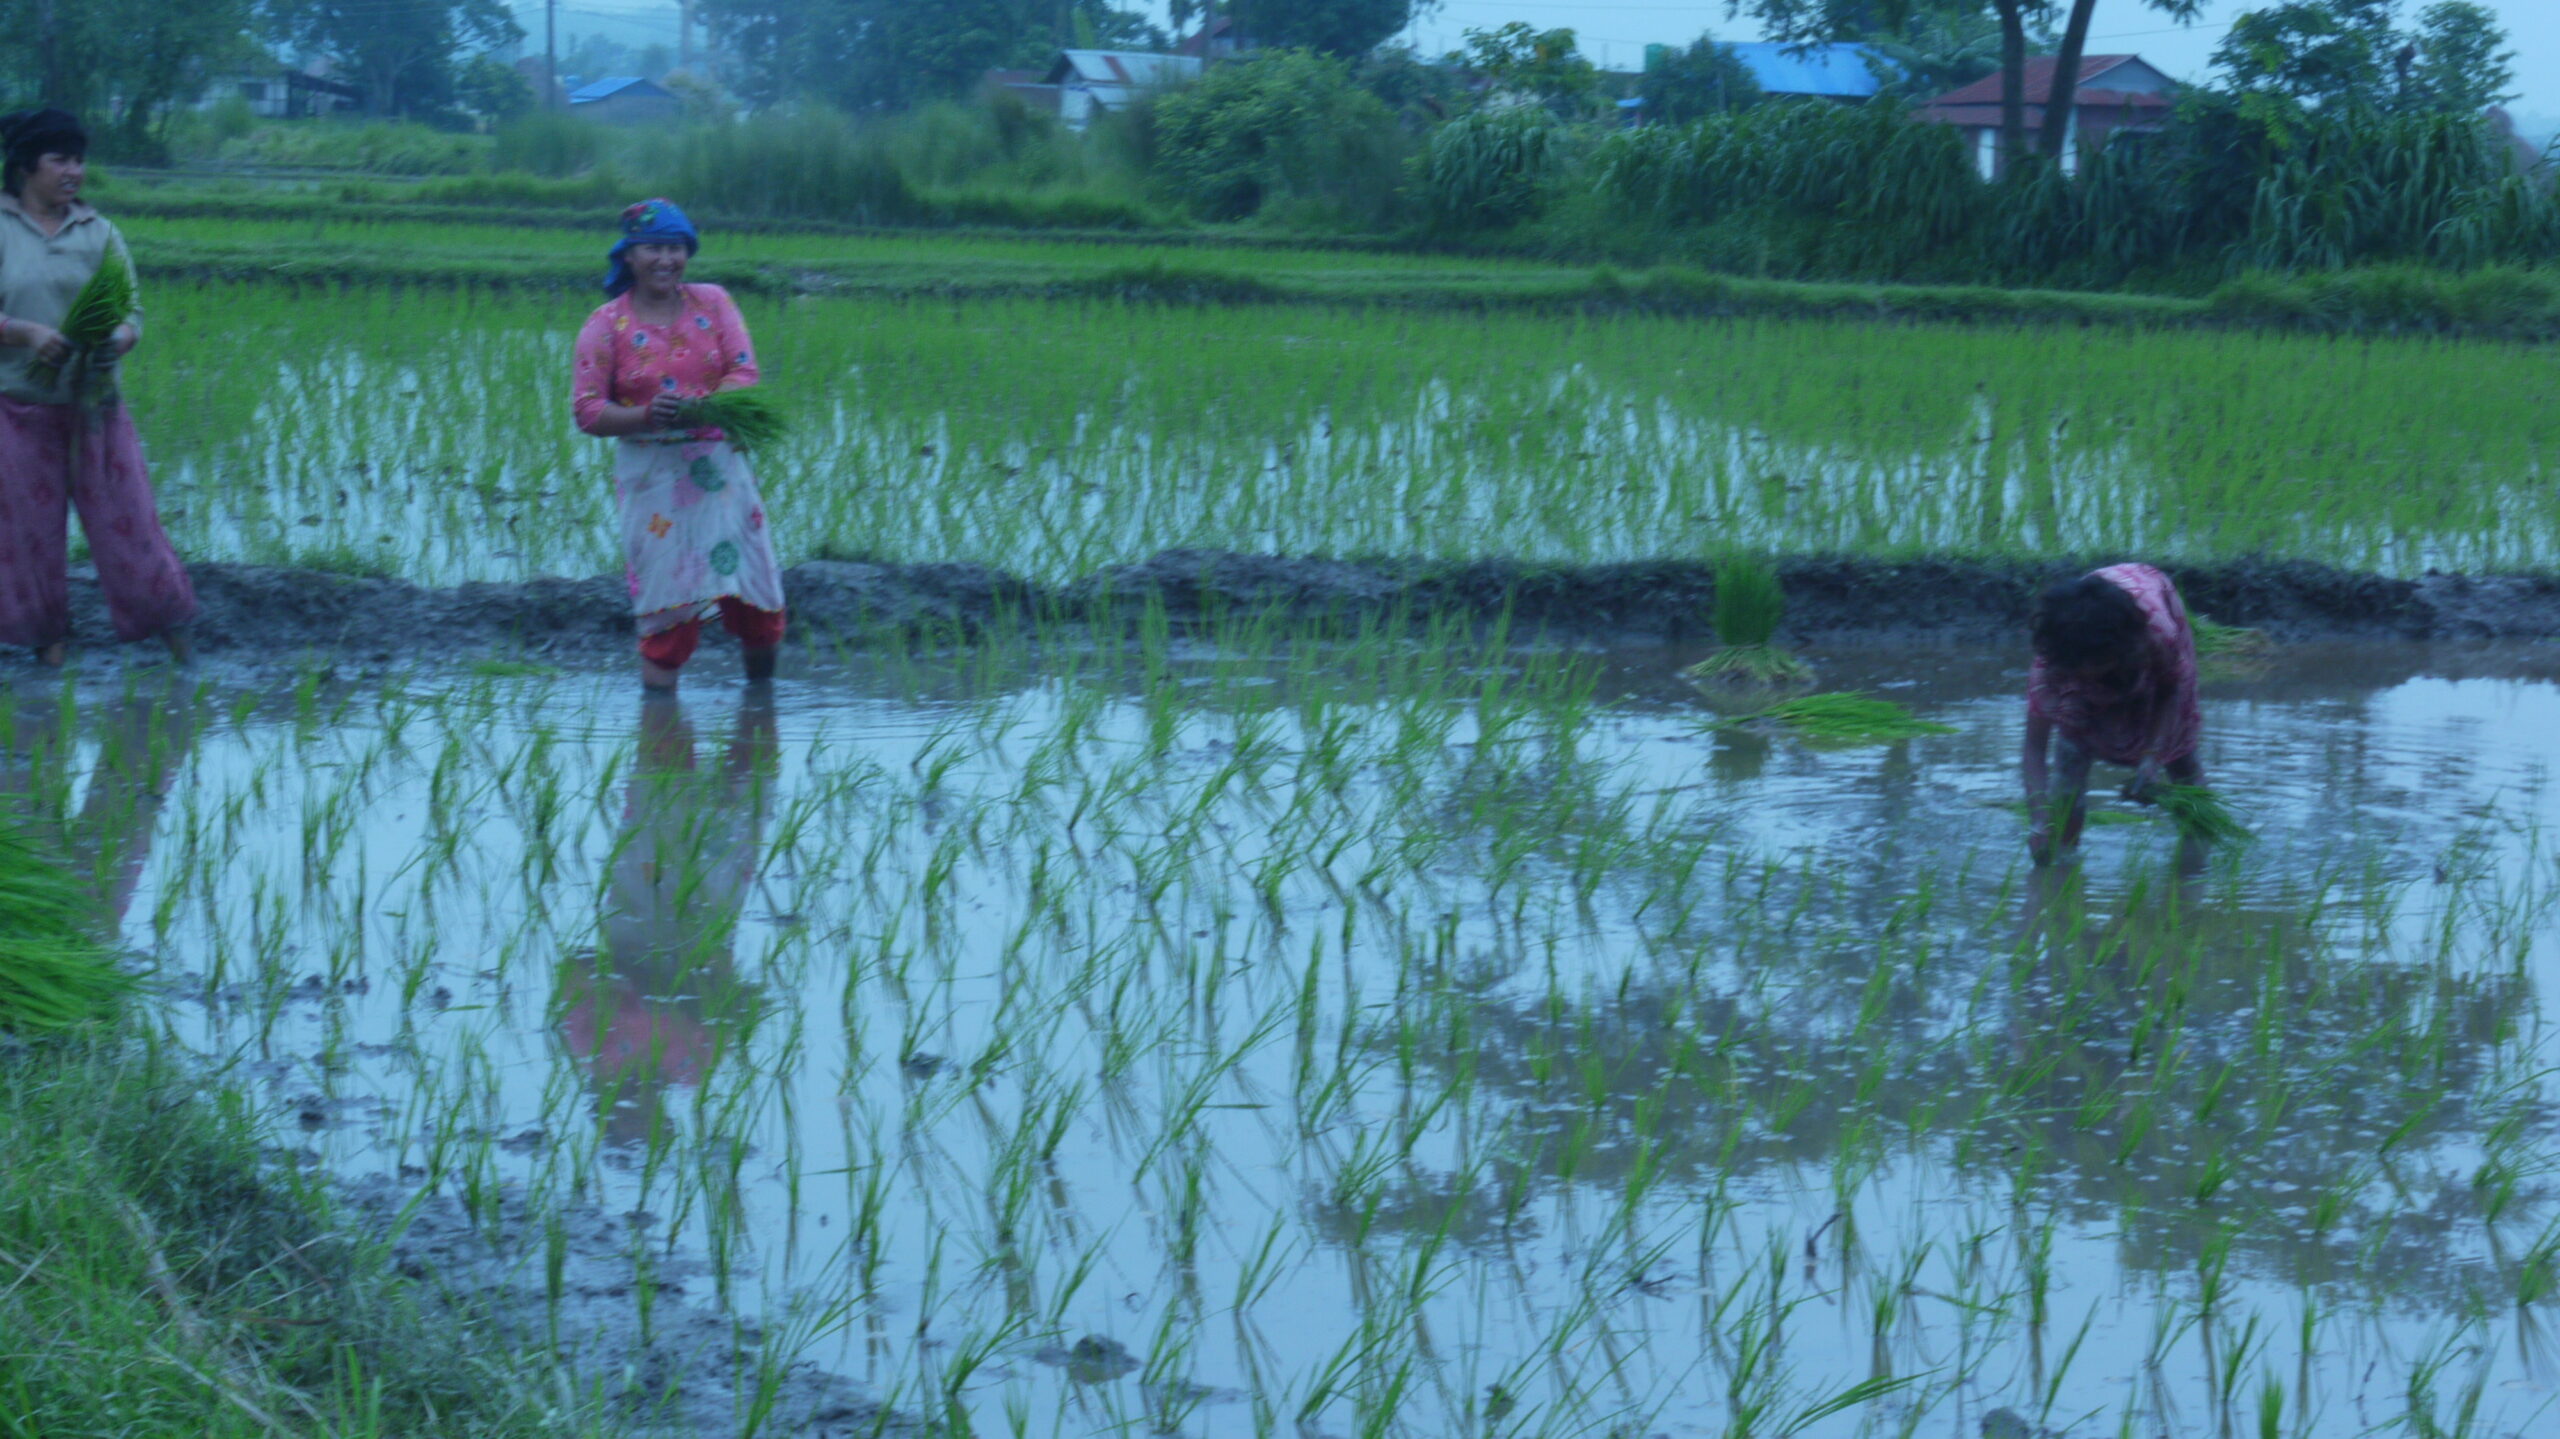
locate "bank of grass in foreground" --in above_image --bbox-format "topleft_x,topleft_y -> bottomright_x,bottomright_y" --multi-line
0,810 -> 603,1439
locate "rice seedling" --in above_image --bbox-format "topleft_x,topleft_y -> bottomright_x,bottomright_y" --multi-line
682,386 -> 789,454
1714,692 -> 1956,745
0,810 -> 134,1031
2151,783 -> 2254,845
1684,553 -> 1813,689
31,243 -> 135,394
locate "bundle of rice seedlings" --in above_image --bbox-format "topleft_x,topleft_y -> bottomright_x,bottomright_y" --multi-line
681,387 -> 788,454
1717,692 -> 1955,745
1681,552 -> 1813,686
30,245 -> 136,392
0,812 -> 132,1032
1712,552 -> 1784,649
2151,783 -> 2253,844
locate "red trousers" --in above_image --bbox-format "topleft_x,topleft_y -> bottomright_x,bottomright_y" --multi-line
638,599 -> 785,669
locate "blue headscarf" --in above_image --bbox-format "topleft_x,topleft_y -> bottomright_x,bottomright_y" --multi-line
604,197 -> 700,298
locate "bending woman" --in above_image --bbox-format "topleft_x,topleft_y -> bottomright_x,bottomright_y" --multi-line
0,109 -> 195,667
573,198 -> 785,691
2021,563 -> 2204,863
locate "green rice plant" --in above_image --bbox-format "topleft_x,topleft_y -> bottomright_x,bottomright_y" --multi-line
2152,783 -> 2253,845
0,810 -> 132,1031
682,387 -> 788,454
1684,553 -> 1812,687
31,244 -> 135,393
1715,693 -> 1955,745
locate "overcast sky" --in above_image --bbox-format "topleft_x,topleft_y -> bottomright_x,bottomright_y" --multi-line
541,2 -> 2559,131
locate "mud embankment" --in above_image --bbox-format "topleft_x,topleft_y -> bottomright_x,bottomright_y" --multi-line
54,552 -> 2560,662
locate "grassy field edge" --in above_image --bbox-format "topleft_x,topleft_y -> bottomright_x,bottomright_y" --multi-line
0,807 -> 610,1439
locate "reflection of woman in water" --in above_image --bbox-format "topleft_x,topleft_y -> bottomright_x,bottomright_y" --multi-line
556,691 -> 776,1144
2,682 -> 194,925
2021,564 -> 2204,864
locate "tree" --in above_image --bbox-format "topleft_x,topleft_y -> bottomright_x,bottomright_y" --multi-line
2211,1 -> 2514,115
1451,23 -> 1599,119
1220,0 -> 1436,59
1861,5 -> 2006,96
2404,2 -> 2515,115
1640,36 -> 1763,124
1729,0 -> 2200,175
701,0 -> 1160,111
2211,1 -> 2398,106
260,0 -> 522,118
454,53 -> 535,123
1151,48 -> 1405,223
0,0 -> 257,152
2038,0 -> 2203,175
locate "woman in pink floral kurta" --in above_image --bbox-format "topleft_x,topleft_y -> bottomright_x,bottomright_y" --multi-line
573,198 -> 784,690
2021,563 -> 2206,861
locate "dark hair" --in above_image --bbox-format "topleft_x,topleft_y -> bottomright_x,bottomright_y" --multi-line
0,108 -> 85,197
2032,573 -> 2147,671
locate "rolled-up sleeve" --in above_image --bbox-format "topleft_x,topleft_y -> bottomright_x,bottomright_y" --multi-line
572,305 -> 618,435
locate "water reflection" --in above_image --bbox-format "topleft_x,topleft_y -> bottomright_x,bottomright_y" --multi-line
555,693 -> 776,1146
1362,843 -> 2534,1307
1,679 -> 197,925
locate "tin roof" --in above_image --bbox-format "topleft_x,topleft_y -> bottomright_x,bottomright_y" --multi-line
1723,43 -> 1889,100
1042,50 -> 1202,91
568,76 -> 674,105
1925,56 -> 2171,109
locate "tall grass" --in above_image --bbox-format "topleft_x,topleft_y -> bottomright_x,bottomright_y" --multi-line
0,810 -> 132,1032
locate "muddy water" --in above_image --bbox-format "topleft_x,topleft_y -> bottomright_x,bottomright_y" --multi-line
9,639 -> 2559,1438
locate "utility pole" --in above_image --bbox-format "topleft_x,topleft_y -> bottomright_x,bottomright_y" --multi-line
546,0 -> 560,109
679,0 -> 695,72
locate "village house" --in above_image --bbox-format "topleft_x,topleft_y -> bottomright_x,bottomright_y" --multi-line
1039,50 -> 1203,131
1917,54 -> 2176,178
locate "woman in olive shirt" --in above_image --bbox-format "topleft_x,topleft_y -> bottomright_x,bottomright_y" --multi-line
0,109 -> 194,667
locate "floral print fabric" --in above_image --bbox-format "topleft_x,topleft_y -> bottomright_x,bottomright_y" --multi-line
572,284 -> 784,632
0,397 -> 197,647
2026,562 -> 2202,767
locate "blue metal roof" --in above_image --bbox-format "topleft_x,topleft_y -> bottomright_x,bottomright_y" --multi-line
1725,43 -> 1889,100
568,76 -> 669,105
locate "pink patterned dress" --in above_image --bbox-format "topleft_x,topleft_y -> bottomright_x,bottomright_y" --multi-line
2026,563 -> 2202,766
572,283 -> 784,637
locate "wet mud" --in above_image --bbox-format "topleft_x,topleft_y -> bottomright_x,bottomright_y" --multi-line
44,552 -> 2560,668
342,1177 -> 894,1438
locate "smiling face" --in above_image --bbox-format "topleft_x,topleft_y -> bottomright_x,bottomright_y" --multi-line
22,151 -> 82,210
629,241 -> 690,298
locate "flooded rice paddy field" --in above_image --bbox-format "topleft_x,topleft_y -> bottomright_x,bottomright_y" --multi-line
12,626 -> 2560,1438
122,289 -> 2560,585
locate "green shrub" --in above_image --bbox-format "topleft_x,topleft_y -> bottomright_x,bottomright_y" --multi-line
661,105 -> 923,224
1421,108 -> 1561,231
1152,49 -> 1410,226
210,120 -> 485,175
